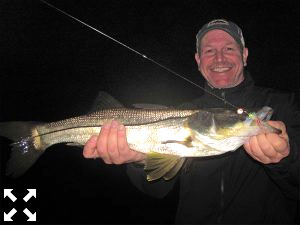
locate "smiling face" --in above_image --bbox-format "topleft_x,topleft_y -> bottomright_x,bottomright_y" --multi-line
195,30 -> 248,89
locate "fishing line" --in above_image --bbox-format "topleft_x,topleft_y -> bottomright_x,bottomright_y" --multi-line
38,0 -> 246,114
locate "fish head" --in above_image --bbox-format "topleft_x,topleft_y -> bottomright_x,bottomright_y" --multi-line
186,107 -> 276,153
187,108 -> 249,137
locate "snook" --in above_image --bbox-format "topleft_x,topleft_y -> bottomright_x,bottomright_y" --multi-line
0,106 -> 280,181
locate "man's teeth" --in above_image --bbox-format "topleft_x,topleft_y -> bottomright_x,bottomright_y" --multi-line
212,67 -> 230,72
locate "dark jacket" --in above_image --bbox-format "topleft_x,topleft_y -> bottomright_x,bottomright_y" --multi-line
127,73 -> 300,224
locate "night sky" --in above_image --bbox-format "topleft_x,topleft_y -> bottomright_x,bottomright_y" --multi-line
1,0 -> 299,224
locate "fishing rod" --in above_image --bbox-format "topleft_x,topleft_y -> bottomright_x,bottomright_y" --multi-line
38,0 -> 246,115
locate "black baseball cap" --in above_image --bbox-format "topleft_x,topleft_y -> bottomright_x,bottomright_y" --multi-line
196,19 -> 245,52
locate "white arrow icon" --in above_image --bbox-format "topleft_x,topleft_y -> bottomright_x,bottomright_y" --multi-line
23,208 -> 36,221
4,208 -> 17,221
4,189 -> 17,202
23,189 -> 36,202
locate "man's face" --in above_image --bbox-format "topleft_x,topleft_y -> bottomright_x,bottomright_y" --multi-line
195,30 -> 248,89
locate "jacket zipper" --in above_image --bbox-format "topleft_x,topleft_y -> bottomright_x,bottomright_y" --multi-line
221,91 -> 226,105
219,90 -> 226,223
218,171 -> 225,223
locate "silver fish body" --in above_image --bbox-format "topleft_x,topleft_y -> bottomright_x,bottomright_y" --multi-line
33,108 -> 199,153
0,106 -> 280,180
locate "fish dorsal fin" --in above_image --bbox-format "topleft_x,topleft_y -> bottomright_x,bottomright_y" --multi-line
144,152 -> 185,181
90,92 -> 124,111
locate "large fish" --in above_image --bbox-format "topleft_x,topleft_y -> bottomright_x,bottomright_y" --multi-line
0,95 -> 280,181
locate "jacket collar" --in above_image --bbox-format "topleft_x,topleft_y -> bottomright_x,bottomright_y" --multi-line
203,71 -> 254,96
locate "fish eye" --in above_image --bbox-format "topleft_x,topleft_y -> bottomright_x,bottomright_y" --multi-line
237,108 -> 244,114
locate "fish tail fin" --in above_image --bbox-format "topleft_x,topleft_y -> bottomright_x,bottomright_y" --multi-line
144,152 -> 186,181
0,122 -> 45,178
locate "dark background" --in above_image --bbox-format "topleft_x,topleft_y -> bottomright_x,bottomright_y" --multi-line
0,0 -> 299,224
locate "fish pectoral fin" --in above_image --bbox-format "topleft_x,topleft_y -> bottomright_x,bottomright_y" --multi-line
144,152 -> 185,181
161,136 -> 193,147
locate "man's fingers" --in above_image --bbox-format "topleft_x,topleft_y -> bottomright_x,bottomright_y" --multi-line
83,135 -> 99,158
248,136 -> 271,164
84,120 -> 147,165
97,121 -> 112,164
107,120 -> 120,163
266,133 -> 289,154
256,134 -> 276,159
267,121 -> 286,133
117,124 -> 129,156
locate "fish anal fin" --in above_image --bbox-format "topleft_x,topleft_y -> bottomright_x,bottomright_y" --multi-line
144,152 -> 184,181
163,158 -> 186,180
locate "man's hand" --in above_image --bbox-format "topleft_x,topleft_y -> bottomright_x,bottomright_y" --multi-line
83,120 -> 146,164
244,121 -> 290,164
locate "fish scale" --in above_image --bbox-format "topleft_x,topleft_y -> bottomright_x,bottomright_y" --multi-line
39,108 -> 200,133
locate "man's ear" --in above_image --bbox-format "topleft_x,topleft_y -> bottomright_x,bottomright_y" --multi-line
243,48 -> 248,66
195,53 -> 201,67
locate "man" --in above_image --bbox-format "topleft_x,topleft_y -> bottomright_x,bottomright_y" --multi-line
83,19 -> 299,223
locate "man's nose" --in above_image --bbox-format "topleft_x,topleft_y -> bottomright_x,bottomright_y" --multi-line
215,51 -> 225,62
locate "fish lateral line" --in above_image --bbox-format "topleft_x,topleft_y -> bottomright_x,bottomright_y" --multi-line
11,115 -> 194,145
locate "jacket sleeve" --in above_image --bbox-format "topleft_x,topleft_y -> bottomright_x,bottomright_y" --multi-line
126,163 -> 177,198
265,93 -> 300,200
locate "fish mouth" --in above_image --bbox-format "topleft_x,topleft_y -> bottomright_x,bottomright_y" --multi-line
256,106 -> 274,121
254,106 -> 282,134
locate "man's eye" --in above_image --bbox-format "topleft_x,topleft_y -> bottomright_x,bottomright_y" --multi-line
225,47 -> 234,51
204,49 -> 214,54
